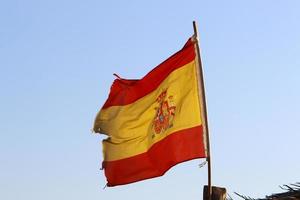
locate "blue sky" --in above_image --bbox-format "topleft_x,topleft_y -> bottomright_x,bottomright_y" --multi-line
1,0 -> 300,199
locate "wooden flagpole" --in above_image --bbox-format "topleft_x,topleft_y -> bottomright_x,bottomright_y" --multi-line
192,21 -> 212,200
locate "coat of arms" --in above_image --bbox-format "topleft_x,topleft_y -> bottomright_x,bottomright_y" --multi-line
152,90 -> 176,138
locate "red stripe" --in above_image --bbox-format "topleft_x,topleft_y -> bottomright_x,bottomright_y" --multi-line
102,125 -> 206,186
102,38 -> 196,109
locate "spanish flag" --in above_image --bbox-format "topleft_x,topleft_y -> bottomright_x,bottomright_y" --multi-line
93,37 -> 207,186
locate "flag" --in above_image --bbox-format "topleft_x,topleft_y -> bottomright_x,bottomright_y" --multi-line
93,37 -> 207,186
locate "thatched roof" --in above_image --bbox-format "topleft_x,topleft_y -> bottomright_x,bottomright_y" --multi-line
232,183 -> 300,200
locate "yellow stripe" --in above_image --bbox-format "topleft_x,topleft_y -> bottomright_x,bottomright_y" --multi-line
98,60 -> 202,161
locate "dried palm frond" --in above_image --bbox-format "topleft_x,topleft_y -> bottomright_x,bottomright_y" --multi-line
233,183 -> 300,200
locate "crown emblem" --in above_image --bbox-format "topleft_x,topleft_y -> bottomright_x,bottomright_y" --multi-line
152,89 -> 176,138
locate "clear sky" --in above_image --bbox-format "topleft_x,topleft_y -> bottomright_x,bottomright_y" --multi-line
1,0 -> 300,199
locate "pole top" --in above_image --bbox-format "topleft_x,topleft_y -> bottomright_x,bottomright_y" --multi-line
192,21 -> 199,40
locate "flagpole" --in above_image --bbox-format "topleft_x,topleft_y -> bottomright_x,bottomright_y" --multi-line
192,21 -> 212,200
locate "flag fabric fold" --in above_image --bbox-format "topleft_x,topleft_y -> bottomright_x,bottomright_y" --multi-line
93,37 -> 207,186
